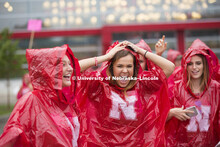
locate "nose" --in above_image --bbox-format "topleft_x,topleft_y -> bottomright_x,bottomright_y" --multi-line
192,63 -> 196,69
122,67 -> 128,73
67,64 -> 73,72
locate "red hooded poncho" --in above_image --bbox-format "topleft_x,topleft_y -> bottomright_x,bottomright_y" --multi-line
76,42 -> 170,146
165,42 -> 220,146
167,49 -> 182,64
136,39 -> 155,71
17,73 -> 32,99
167,49 -> 183,101
189,39 -> 220,82
0,45 -> 81,147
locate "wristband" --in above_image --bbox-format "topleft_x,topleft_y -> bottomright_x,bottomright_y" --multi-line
144,51 -> 148,58
94,57 -> 98,66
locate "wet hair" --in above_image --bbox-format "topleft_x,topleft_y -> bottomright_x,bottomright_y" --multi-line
107,50 -> 139,91
187,54 -> 209,92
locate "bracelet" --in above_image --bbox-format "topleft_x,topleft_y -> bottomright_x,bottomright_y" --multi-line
144,51 -> 148,58
94,57 -> 98,66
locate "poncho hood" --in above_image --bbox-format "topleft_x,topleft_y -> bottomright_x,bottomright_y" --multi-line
26,44 -> 80,104
136,39 -> 155,70
167,49 -> 182,63
189,39 -> 219,81
181,39 -> 214,96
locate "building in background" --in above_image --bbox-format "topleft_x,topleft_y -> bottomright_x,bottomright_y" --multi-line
0,0 -> 220,59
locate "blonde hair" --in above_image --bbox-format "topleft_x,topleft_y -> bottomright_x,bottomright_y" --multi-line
107,50 -> 139,92
187,54 -> 209,92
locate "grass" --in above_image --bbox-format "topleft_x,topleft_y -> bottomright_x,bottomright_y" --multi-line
0,105 -> 14,115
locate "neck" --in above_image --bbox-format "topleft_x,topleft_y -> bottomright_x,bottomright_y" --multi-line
191,78 -> 202,93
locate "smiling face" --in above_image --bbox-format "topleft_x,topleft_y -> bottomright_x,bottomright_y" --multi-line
187,55 -> 204,81
62,55 -> 73,88
113,54 -> 134,88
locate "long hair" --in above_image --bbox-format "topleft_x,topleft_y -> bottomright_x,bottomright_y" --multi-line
107,50 -> 139,91
187,54 -> 209,92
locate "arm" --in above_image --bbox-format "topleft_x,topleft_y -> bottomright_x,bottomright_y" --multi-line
79,42 -> 126,72
144,51 -> 174,78
125,37 -> 175,78
79,54 -> 110,72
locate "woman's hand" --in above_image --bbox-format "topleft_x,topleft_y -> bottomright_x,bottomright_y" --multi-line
106,42 -> 126,60
121,40 -> 142,54
169,106 -> 194,121
155,35 -> 167,56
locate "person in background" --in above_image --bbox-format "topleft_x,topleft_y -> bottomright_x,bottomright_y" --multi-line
17,73 -> 33,99
76,39 -> 174,146
166,49 -> 183,101
0,45 -> 80,147
167,49 -> 182,67
165,39 -> 220,146
136,35 -> 167,71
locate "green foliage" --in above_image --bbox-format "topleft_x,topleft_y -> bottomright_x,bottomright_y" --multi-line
0,28 -> 25,78
0,105 -> 14,115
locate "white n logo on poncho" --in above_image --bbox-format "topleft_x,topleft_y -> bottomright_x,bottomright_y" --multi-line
109,91 -> 137,120
187,105 -> 211,132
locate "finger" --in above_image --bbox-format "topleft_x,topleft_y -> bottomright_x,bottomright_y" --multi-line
162,35 -> 165,41
120,41 -> 127,46
184,114 -> 191,120
185,110 -> 194,114
181,117 -> 186,121
178,116 -> 185,121
164,42 -> 167,49
116,43 -> 122,47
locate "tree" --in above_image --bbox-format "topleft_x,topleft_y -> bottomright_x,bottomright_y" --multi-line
0,28 -> 23,109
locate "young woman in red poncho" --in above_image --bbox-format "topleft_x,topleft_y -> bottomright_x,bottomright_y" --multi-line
165,39 -> 220,146
0,45 -> 81,147
77,40 -> 175,146
17,73 -> 33,99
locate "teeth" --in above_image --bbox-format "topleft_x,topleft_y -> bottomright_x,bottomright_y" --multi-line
192,71 -> 198,73
120,76 -> 128,80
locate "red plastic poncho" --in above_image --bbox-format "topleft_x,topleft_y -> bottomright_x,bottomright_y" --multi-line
17,73 -> 32,99
165,43 -> 220,146
189,39 -> 220,82
166,49 -> 183,101
77,42 -> 170,146
167,49 -> 182,64
167,66 -> 183,104
136,39 -> 155,71
0,45 -> 81,147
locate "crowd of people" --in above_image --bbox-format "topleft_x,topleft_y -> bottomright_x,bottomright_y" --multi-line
0,36 -> 219,147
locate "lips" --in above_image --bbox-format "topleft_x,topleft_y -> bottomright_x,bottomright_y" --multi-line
120,76 -> 128,84
191,70 -> 199,75
63,74 -> 71,80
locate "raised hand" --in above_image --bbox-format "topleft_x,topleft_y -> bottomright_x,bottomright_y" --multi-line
155,35 -> 167,56
106,42 -> 126,60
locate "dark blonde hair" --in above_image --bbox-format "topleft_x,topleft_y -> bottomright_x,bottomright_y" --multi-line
187,54 -> 209,92
107,50 -> 139,91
